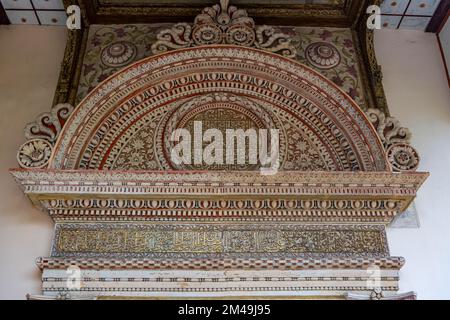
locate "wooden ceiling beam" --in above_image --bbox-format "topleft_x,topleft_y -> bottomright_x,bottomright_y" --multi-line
77,0 -> 364,28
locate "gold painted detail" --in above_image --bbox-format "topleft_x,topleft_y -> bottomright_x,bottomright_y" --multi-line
53,224 -> 388,257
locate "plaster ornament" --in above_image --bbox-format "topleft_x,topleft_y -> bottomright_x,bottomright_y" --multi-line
24,103 -> 74,143
305,42 -> 341,70
366,108 -> 420,172
17,139 -> 52,169
151,0 -> 297,58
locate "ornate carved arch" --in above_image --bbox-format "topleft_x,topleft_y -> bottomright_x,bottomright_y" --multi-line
48,45 -> 389,172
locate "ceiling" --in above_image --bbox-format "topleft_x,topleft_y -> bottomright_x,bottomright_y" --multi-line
0,0 -> 447,31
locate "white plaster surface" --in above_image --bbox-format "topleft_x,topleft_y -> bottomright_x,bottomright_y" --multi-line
376,29 -> 450,300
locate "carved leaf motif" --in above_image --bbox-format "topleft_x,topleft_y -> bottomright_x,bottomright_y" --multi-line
24,103 -> 74,143
151,23 -> 192,54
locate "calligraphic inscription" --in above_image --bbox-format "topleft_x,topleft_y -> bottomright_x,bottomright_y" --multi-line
53,224 -> 388,258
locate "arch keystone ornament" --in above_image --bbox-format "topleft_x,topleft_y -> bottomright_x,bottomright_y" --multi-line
11,2 -> 428,301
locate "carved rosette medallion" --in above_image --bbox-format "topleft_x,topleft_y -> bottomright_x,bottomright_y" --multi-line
101,41 -> 137,67
305,42 -> 341,70
17,139 -> 52,169
387,143 -> 420,172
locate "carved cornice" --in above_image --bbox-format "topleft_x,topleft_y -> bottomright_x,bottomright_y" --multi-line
11,169 -> 428,224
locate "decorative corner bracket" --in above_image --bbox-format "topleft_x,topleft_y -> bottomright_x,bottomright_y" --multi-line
17,103 -> 74,169
366,108 -> 420,172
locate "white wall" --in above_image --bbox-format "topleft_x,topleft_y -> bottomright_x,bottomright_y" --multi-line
0,26 -> 449,299
0,25 -> 67,299
376,29 -> 450,299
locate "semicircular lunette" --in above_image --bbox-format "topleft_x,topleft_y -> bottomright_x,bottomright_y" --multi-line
49,45 -> 390,172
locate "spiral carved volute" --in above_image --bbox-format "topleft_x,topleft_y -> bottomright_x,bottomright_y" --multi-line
151,0 -> 296,58
366,108 -> 420,172
18,103 -> 74,169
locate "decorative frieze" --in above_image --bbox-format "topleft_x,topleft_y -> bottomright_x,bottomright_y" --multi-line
36,256 -> 406,271
52,224 -> 389,259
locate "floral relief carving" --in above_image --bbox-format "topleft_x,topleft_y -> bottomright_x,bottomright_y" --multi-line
151,0 -> 297,58
77,26 -> 365,109
17,139 -> 53,169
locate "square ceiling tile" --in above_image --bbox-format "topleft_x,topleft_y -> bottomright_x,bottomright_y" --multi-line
381,0 -> 410,15
406,0 -> 441,16
381,15 -> 402,29
1,0 -> 32,9
400,16 -> 432,30
5,9 -> 38,24
36,10 -> 66,25
31,0 -> 64,10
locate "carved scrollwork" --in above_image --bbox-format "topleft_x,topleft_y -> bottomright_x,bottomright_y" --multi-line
151,0 -> 296,58
24,103 -> 74,143
366,108 -> 419,172
150,23 -> 193,53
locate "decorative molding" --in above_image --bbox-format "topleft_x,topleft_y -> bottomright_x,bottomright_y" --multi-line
53,1 -> 90,106
10,169 -> 428,224
35,256 -> 404,298
345,289 -> 416,300
151,0 -> 296,58
354,0 -> 389,114
36,256 -> 406,271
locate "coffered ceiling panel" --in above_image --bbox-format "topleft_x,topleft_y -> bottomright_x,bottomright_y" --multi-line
1,0 -> 66,25
381,0 -> 443,31
1,0 -> 446,32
